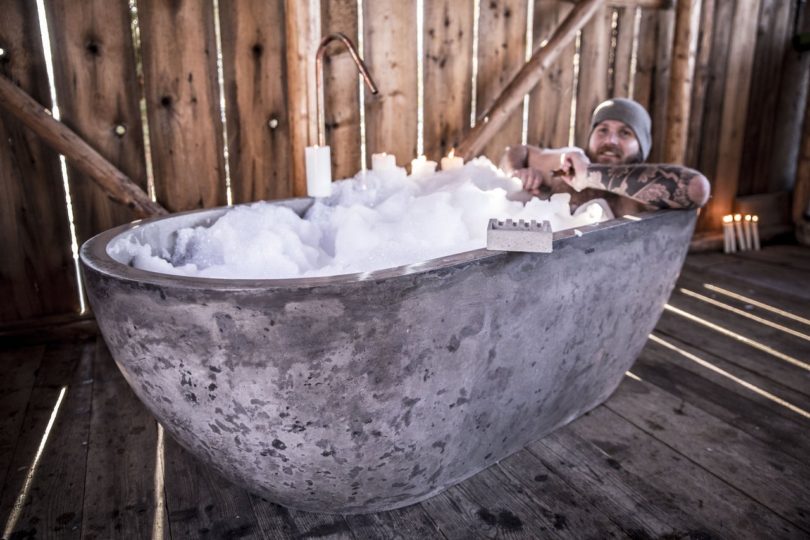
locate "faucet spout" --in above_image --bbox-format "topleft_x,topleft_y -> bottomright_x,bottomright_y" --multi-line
315,32 -> 379,147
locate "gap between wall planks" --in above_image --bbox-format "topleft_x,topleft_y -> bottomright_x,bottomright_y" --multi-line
220,0 -> 294,203
476,0 -> 529,162
321,0 -> 362,180
44,0 -> 148,243
362,0 -> 418,167
137,0 -> 227,213
527,0 -> 575,149
422,0 -> 475,162
701,0 -> 763,231
0,0 -> 79,323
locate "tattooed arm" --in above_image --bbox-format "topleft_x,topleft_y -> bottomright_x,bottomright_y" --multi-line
571,163 -> 711,209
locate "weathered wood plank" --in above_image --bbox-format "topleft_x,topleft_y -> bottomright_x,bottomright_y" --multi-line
682,252 -> 810,302
702,0 -> 763,229
363,0 -> 417,167
685,0 -> 715,168
423,0 -> 475,161
728,245 -> 810,273
44,0 -> 147,240
0,345 -> 45,491
574,4 -> 611,147
532,427 -> 697,537
495,448 -> 631,537
631,8 -> 657,111
635,336 -> 810,462
605,377 -> 810,531
137,0 -> 226,212
648,6 -> 674,163
220,0 -> 294,203
249,496 -> 354,539
0,0 -> 79,323
570,405 -> 805,538
163,435 -> 263,539
80,340 -> 162,540
527,0 -> 575,149
741,0 -> 794,196
344,501 -> 445,539
321,0 -> 362,180
612,6 -> 636,98
0,340 -> 93,538
476,0 -> 529,161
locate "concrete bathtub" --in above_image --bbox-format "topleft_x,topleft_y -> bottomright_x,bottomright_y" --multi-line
80,201 -> 696,513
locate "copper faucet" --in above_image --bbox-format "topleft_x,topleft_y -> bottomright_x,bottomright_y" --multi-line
315,33 -> 379,147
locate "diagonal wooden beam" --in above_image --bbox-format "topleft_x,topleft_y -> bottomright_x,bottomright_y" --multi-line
0,73 -> 167,218
456,0 -> 605,160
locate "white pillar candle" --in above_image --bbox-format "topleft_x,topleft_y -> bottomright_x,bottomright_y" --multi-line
743,214 -> 753,251
410,155 -> 438,177
371,152 -> 397,172
752,215 -> 761,250
733,214 -> 746,251
722,215 -> 734,253
305,145 -> 332,198
440,149 -> 464,171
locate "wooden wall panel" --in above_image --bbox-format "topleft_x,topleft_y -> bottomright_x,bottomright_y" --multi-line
363,0 -> 417,167
648,7 -> 673,163
612,6 -> 636,98
137,0 -> 226,212
0,1 -> 79,322
476,0 -> 529,161
703,0 -> 762,228
321,0 -> 362,179
632,8 -> 657,111
220,0 -> 293,203
423,0 -> 475,161
44,0 -> 147,241
739,0 -> 793,195
574,4 -> 611,147
527,0 -> 575,149
685,0 -> 715,169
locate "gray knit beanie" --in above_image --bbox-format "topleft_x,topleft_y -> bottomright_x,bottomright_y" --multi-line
590,98 -> 652,161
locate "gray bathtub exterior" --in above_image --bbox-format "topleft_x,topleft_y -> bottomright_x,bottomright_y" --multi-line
80,203 -> 697,513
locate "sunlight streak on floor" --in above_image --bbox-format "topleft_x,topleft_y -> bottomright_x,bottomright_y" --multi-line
151,423 -> 166,540
703,284 -> 810,328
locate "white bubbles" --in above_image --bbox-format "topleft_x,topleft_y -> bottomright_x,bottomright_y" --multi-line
117,158 -> 611,279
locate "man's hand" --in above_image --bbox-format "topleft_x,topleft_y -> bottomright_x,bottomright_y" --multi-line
513,168 -> 545,196
555,148 -> 591,192
499,145 -> 529,174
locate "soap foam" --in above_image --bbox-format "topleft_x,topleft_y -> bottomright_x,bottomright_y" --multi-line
111,158 -> 611,279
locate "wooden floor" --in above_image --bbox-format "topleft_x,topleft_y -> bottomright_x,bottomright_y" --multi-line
1,245 -> 809,539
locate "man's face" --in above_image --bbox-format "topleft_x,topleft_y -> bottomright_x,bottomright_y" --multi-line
586,119 -> 642,164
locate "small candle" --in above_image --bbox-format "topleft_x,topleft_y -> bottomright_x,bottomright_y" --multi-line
371,152 -> 397,172
305,145 -> 332,198
440,149 -> 464,171
743,214 -> 753,251
410,155 -> 438,178
733,214 -> 746,251
752,215 -> 761,250
722,215 -> 735,253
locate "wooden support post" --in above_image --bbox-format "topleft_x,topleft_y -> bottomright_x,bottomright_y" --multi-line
284,0 -> 321,197
0,74 -> 166,218
456,0 -> 605,160
664,0 -> 702,164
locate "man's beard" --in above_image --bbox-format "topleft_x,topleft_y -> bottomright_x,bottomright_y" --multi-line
588,144 -> 644,164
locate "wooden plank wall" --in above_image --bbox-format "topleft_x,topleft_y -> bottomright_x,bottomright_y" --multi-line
2,0 -> 809,325
0,0 -> 79,323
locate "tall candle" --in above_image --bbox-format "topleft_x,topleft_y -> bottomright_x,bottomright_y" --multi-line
410,155 -> 438,177
733,214 -> 745,251
371,152 -> 396,172
722,215 -> 734,253
440,149 -> 464,171
743,214 -> 753,251
305,145 -> 332,198
752,215 -> 761,250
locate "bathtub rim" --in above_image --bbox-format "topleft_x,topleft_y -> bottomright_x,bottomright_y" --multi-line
80,197 -> 687,291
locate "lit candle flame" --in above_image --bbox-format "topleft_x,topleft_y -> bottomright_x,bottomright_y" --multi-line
734,214 -> 742,222
448,149 -> 455,159
722,215 -> 733,223
752,215 -> 759,222
744,214 -> 752,222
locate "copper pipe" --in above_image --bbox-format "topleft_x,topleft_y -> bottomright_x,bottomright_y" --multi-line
315,32 -> 379,147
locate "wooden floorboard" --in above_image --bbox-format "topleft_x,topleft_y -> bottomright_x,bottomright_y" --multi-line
1,245 -> 808,539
